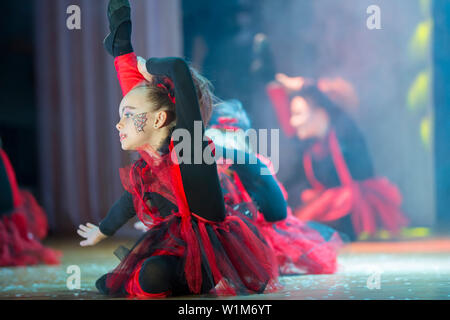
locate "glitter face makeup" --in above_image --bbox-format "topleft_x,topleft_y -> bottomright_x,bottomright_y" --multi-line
117,87 -> 171,151
133,112 -> 148,133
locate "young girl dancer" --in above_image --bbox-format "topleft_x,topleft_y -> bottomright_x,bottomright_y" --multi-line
267,75 -> 408,240
101,0 -> 342,276
0,142 -> 61,266
206,101 -> 343,275
77,0 -> 278,298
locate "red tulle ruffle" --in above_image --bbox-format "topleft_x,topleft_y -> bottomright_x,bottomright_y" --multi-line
255,209 -> 342,275
217,160 -> 342,275
0,210 -> 61,267
295,129 -> 409,236
0,149 -> 61,267
106,208 -> 279,297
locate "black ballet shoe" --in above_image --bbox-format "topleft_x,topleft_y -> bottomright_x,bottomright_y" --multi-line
95,274 -> 110,295
113,245 -> 130,261
107,0 -> 130,19
95,273 -> 128,297
103,0 -> 133,57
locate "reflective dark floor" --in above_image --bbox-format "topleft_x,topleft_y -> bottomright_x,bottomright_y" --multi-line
1,237 -> 449,300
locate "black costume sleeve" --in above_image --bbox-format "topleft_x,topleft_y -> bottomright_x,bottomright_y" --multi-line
146,57 -> 226,222
99,191 -> 136,236
0,150 -> 14,215
280,138 -> 311,185
223,147 -> 287,222
335,120 -> 374,181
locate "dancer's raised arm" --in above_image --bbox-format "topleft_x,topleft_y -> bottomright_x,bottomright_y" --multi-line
104,0 -> 146,95
145,57 -> 226,222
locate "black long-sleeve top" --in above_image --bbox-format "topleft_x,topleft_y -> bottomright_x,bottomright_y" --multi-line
215,146 -> 287,223
0,150 -> 14,215
99,145 -> 288,236
147,57 -> 226,222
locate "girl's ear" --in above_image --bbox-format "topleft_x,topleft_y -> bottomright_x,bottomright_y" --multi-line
153,110 -> 172,129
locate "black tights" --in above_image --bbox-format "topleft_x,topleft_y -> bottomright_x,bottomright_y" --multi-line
138,255 -> 188,295
137,255 -> 215,296
325,214 -> 356,241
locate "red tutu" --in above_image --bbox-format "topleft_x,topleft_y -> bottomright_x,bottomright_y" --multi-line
0,149 -> 61,267
104,146 -> 279,298
217,156 -> 343,275
294,130 -> 409,236
254,210 -> 342,275
0,210 -> 61,267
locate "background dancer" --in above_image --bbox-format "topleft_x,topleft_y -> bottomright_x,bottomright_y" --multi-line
0,139 -> 61,266
206,101 -> 343,274
267,76 -> 408,240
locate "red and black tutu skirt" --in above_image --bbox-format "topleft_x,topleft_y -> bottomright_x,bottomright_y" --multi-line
217,160 -> 343,276
106,207 -> 279,297
294,130 -> 409,237
104,149 -> 279,298
254,210 -> 343,275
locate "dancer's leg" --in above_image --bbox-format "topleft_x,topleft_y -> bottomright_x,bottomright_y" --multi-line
138,255 -> 215,296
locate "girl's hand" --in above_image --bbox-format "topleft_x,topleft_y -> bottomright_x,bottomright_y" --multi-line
77,223 -> 108,247
275,73 -> 305,92
137,56 -> 153,83
301,189 -> 323,203
134,221 -> 149,232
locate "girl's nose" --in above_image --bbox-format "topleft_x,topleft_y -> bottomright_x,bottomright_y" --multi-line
116,121 -> 123,131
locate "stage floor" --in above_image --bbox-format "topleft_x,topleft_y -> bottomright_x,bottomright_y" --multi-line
1,237 -> 450,300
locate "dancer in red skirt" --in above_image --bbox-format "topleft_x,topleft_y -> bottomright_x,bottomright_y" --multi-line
77,0 -> 278,298
0,141 -> 61,266
267,75 -> 409,240
105,0 -> 344,275
205,101 -> 343,275
103,0 -> 343,275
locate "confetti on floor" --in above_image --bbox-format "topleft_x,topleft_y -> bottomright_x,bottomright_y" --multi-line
1,237 -> 449,300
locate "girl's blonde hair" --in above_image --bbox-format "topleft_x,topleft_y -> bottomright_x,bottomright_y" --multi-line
136,66 -> 218,127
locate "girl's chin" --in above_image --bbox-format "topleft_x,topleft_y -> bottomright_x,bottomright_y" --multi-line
297,131 -> 311,140
120,141 -> 131,151
121,140 -> 156,152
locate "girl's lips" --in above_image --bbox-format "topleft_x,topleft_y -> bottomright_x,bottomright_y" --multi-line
120,133 -> 127,141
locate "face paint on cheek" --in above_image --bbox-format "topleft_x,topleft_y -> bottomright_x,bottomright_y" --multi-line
133,112 -> 148,133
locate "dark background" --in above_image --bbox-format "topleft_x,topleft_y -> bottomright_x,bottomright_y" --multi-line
0,0 -> 448,233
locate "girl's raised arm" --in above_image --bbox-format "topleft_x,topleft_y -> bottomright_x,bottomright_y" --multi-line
104,0 -> 145,96
146,57 -> 226,222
